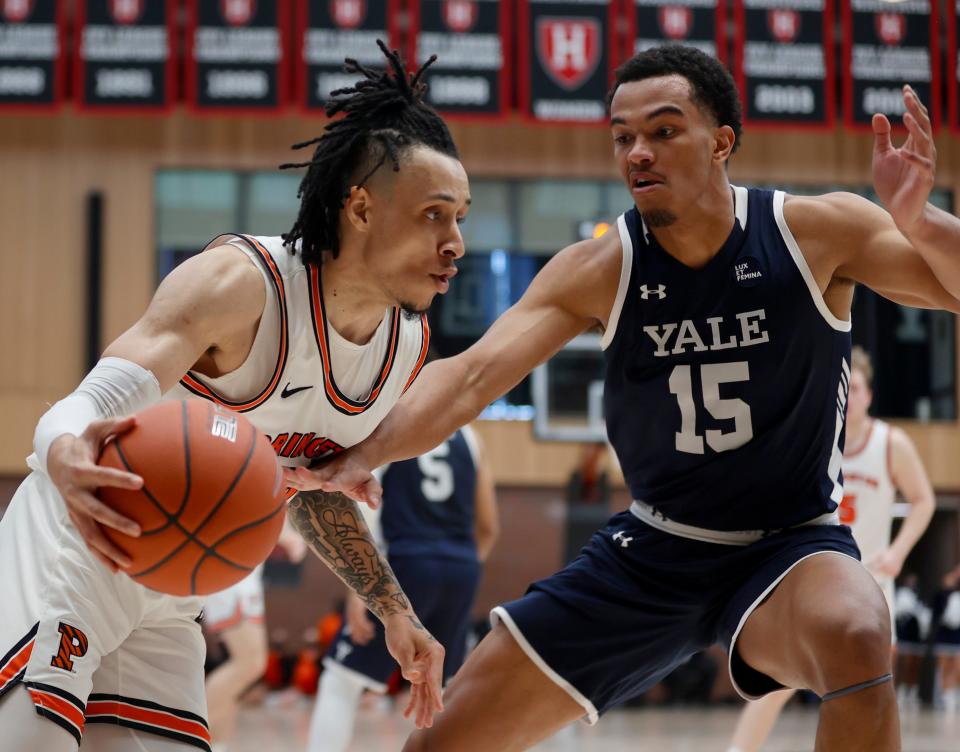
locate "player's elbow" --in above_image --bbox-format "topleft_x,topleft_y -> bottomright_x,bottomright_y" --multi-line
476,524 -> 500,560
913,491 -> 936,520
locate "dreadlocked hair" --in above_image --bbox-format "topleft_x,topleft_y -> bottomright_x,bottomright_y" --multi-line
280,40 -> 459,268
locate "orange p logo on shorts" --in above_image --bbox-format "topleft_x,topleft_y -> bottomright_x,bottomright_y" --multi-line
50,622 -> 89,672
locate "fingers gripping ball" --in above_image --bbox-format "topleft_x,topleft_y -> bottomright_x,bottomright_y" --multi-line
97,400 -> 286,596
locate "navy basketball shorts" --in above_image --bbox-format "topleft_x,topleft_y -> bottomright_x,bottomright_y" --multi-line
895,616 -> 924,656
934,625 -> 960,656
324,554 -> 481,691
492,510 -> 859,723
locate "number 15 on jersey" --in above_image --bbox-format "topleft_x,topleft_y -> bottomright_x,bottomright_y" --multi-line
668,361 -> 753,455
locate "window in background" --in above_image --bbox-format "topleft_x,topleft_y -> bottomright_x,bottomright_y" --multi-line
155,170 -> 240,279
245,173 -> 301,237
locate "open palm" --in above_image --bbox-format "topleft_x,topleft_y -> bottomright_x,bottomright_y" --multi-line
872,85 -> 936,233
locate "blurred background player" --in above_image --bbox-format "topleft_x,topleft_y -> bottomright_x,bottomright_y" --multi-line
204,521 -> 307,752
933,563 -> 960,711
307,422 -> 499,751
893,573 -> 929,707
726,346 -> 935,752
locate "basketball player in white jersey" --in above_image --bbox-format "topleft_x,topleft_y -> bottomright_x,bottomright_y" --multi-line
0,44 -> 466,751
726,346 -> 934,752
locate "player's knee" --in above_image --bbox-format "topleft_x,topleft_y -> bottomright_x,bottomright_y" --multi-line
803,600 -> 891,694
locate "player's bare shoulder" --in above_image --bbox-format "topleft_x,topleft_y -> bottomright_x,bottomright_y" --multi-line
781,191 -> 897,285
105,240 -> 270,385
783,192 -> 893,259
152,241 -> 266,332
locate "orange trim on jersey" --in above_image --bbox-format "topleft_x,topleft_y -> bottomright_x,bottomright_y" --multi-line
402,315 -> 431,395
28,686 -> 86,734
0,637 -> 34,692
86,699 -> 211,745
179,235 -> 289,413
844,419 -> 874,459
308,264 -> 402,415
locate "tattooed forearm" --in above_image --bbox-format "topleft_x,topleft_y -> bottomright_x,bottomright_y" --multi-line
288,490 -> 411,620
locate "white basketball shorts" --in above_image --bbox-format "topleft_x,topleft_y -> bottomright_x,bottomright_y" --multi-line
0,470 -> 211,750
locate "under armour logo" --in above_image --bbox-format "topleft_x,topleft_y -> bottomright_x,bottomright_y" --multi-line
612,531 -> 633,548
639,284 -> 666,300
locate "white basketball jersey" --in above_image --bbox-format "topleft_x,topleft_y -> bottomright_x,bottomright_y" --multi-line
164,234 -> 430,489
841,419 -> 896,564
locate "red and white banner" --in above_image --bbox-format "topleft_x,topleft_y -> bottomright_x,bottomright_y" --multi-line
0,0 -> 64,110
519,0 -> 619,123
75,0 -> 176,112
186,0 -> 290,113
407,0 -> 511,119
841,0 -> 940,132
295,0 -> 402,111
625,0 -> 726,65
733,0 -> 835,129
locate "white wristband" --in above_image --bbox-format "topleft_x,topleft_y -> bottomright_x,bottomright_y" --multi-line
33,357 -> 162,474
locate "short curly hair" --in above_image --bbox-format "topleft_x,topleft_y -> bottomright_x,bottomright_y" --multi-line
609,45 -> 743,154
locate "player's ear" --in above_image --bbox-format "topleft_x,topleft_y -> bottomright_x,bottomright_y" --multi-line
344,186 -> 373,234
713,125 -> 736,163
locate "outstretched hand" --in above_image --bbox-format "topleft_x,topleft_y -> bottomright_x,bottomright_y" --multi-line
384,614 -> 445,728
283,450 -> 384,509
872,85 -> 936,234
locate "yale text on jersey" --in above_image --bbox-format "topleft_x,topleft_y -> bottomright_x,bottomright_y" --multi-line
642,309 -> 770,358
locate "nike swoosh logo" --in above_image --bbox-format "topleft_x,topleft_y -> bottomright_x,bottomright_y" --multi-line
281,383 -> 313,399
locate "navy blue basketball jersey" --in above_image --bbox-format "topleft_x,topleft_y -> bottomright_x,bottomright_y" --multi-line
380,427 -> 480,561
603,187 -> 852,532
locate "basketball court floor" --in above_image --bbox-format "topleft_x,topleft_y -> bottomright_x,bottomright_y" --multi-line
230,691 -> 959,751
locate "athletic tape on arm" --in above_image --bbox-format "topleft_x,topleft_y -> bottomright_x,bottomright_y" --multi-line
33,357 -> 162,473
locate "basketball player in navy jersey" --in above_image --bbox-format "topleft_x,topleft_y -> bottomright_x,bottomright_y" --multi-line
307,424 -> 498,752
294,46 -> 960,750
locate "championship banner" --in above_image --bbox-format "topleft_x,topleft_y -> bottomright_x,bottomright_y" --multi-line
733,0 -> 834,129
841,0 -> 940,131
75,0 -> 175,111
296,0 -> 401,110
186,0 -> 289,112
946,0 -> 960,131
519,0 -> 618,123
408,0 -> 510,119
0,0 -> 64,109
626,0 -> 725,62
